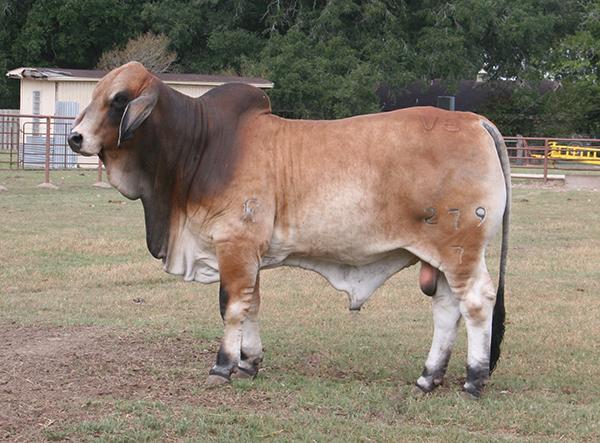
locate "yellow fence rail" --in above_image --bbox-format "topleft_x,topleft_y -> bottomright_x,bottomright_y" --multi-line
532,142 -> 600,166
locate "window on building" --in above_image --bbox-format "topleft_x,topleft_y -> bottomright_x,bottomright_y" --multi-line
32,90 -> 41,135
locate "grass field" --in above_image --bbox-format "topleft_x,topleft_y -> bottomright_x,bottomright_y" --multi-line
1,171 -> 599,442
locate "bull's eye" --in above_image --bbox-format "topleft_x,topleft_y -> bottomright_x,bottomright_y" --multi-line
111,93 -> 129,109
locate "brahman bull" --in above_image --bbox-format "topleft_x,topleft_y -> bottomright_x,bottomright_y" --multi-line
68,62 -> 510,398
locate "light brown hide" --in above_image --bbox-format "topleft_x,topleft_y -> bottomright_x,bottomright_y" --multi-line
196,107 -> 506,300
74,64 -> 506,300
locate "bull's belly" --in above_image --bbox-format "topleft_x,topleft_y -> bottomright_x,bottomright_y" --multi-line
261,225 -> 419,309
281,251 -> 418,309
161,222 -> 418,309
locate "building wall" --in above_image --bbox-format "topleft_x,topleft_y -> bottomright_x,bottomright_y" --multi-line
56,81 -> 95,106
20,79 -> 56,116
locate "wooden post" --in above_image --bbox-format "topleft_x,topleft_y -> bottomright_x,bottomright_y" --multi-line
44,116 -> 50,183
543,139 -> 549,184
37,116 -> 58,189
516,134 -> 525,166
9,120 -> 14,168
93,156 -> 111,188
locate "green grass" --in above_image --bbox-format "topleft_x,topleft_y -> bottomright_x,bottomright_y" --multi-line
1,171 -> 599,442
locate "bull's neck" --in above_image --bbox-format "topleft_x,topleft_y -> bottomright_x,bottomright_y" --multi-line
142,86 -> 207,196
158,89 -> 206,155
137,83 -> 264,259
138,87 -> 206,259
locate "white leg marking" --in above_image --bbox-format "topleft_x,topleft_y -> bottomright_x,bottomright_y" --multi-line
222,300 -> 246,360
458,266 -> 496,396
239,294 -> 263,374
417,274 -> 461,391
210,295 -> 253,380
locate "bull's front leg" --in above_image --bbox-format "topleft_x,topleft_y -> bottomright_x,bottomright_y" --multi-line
233,273 -> 263,378
206,241 -> 262,385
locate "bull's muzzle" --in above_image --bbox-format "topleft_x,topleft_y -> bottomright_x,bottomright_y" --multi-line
68,131 -> 83,153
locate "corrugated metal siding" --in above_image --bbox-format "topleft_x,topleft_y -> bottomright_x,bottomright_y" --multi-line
53,98 -> 97,168
56,81 -> 95,106
54,102 -> 79,168
56,83 -> 97,167
55,101 -> 79,117
22,101 -> 80,169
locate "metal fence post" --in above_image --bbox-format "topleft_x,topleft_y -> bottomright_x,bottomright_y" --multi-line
16,119 -> 22,168
37,116 -> 58,189
543,139 -> 549,184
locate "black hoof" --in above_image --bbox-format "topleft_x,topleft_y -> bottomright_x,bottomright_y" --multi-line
415,364 -> 446,394
232,364 -> 258,379
208,365 -> 233,383
463,365 -> 489,399
206,374 -> 230,386
461,384 -> 481,399
413,382 -> 434,396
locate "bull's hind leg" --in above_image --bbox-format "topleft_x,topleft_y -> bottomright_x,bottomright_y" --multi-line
447,260 -> 497,398
416,273 -> 461,393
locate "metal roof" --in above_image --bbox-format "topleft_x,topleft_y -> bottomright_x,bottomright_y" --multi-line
6,67 -> 274,88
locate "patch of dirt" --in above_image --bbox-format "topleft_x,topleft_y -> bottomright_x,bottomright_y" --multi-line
564,174 -> 600,191
511,181 -> 567,190
0,324 -> 223,441
512,175 -> 600,191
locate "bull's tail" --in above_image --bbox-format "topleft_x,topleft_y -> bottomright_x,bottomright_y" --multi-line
481,120 -> 511,375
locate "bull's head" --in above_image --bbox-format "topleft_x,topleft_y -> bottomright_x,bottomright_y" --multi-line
68,61 -> 159,156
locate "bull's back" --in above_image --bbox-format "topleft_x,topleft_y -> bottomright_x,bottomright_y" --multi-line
255,107 -> 504,263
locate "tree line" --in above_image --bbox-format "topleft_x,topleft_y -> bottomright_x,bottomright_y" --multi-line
1,0 -> 599,136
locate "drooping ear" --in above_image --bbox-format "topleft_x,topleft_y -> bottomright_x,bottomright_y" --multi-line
118,86 -> 159,147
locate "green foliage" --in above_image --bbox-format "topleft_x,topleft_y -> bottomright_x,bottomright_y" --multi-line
0,0 -> 36,107
11,0 -> 141,67
207,29 -> 265,74
538,80 -> 600,137
140,0 -> 268,73
0,0 -> 598,134
0,0 -> 142,107
246,29 -> 381,118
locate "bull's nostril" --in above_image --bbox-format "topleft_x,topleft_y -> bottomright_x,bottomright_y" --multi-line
68,132 -> 83,151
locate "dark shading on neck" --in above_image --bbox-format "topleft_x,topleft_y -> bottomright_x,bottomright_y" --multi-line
134,82 -> 271,258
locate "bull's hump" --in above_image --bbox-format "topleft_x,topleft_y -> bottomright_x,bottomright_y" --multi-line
202,83 -> 271,117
